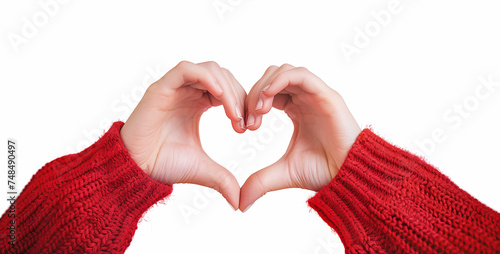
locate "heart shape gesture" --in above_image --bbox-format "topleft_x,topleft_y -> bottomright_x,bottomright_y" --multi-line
120,61 -> 361,211
240,64 -> 360,211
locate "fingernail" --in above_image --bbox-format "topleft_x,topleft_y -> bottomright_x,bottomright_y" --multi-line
246,113 -> 255,127
243,204 -> 253,213
262,84 -> 271,92
239,120 -> 246,130
235,106 -> 243,120
255,98 -> 263,111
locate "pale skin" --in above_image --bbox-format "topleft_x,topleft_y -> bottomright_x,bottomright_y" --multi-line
120,61 -> 361,212
120,61 -> 246,210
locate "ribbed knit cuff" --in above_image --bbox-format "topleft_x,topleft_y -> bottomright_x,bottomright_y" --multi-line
43,121 -> 175,252
54,121 -> 174,217
0,121 -> 173,253
307,129 -> 500,253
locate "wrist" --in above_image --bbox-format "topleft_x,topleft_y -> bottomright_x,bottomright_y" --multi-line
119,126 -> 152,177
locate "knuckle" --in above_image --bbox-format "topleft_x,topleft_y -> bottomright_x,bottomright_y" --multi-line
295,66 -> 309,73
205,61 -> 220,70
280,63 -> 295,70
146,81 -> 160,92
146,81 -> 175,101
176,60 -> 192,69
275,71 -> 287,81
265,65 -> 279,74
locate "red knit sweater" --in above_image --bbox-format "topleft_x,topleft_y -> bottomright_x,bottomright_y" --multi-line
1,122 -> 499,253
308,129 -> 500,253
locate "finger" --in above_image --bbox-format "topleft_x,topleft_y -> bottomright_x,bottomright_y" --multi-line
245,65 -> 280,130
262,67 -> 325,97
207,93 -> 223,107
246,65 -> 279,99
246,112 -> 262,130
189,158 -> 241,210
197,62 -> 245,128
221,68 -> 247,133
239,159 -> 291,212
272,94 -> 291,111
255,66 -> 328,116
222,68 -> 247,104
254,85 -> 275,115
247,64 -> 296,130
157,60 -> 223,97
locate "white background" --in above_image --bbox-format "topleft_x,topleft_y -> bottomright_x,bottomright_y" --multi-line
1,0 -> 500,253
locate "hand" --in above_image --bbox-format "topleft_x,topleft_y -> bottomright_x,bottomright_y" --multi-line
120,61 -> 247,210
240,64 -> 361,212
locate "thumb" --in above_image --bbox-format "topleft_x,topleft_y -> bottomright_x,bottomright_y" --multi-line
239,159 -> 292,212
188,158 -> 240,210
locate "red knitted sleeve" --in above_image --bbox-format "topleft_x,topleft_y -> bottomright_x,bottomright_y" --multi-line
0,121 -> 173,253
308,129 -> 500,253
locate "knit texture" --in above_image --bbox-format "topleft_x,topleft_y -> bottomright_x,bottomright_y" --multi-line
0,122 -> 173,253
308,129 -> 500,253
